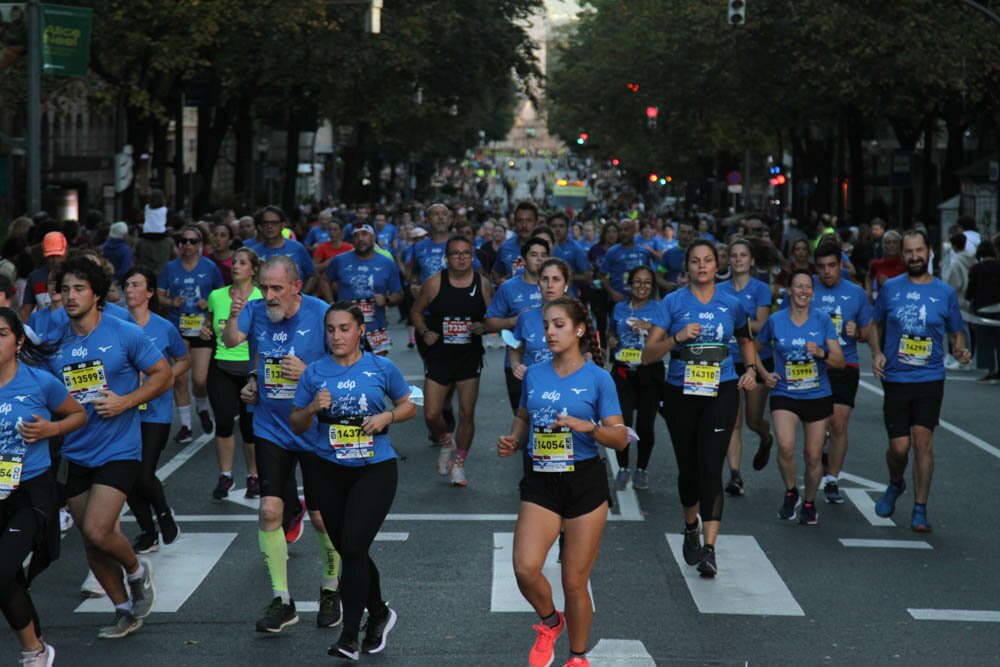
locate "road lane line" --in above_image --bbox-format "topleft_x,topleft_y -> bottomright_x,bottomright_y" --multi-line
843,489 -> 895,527
76,532 -> 237,613
838,471 -> 885,491
858,379 -> 1000,462
491,532 -> 594,612
908,609 -> 1000,622
603,451 -> 643,522
157,432 -> 214,481
839,538 -> 932,549
588,639 -> 657,666
665,534 -> 804,616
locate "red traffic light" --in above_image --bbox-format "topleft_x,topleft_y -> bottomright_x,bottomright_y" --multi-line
645,106 -> 659,119
648,173 -> 658,182
579,133 -> 589,141
626,82 -> 640,93
611,158 -> 620,166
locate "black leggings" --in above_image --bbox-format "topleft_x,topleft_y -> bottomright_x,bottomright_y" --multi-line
0,483 -> 46,637
586,286 -> 609,341
661,381 -> 739,522
504,366 -> 522,414
308,455 -> 397,637
126,422 -> 172,534
207,361 -> 254,441
612,363 -> 663,470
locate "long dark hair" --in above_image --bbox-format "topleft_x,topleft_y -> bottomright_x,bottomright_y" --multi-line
326,301 -> 372,353
543,296 -> 604,366
121,267 -> 160,311
0,308 -> 59,368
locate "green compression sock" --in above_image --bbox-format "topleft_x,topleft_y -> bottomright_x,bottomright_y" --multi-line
258,528 -> 289,602
316,530 -> 341,591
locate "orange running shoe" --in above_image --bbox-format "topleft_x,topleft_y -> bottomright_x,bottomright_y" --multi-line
563,657 -> 590,667
528,611 -> 564,667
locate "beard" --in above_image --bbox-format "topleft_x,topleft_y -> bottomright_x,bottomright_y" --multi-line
906,259 -> 927,277
266,304 -> 285,323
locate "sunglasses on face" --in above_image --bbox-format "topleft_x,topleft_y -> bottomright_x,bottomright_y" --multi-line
179,237 -> 201,245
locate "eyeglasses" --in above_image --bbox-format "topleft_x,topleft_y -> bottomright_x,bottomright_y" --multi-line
260,218 -> 282,225
447,251 -> 473,258
178,237 -> 201,245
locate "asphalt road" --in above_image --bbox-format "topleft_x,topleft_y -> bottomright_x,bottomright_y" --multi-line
4,320 -> 1000,666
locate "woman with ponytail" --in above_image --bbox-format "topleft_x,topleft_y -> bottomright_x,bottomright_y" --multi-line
0,308 -> 86,665
498,295 -> 625,667
510,258 -> 586,377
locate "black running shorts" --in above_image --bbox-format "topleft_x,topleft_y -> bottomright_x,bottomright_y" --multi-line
770,395 -> 834,423
62,459 -> 140,498
881,380 -> 945,439
827,366 -> 861,408
519,456 -> 612,519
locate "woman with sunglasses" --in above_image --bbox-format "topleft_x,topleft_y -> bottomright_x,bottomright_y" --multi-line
157,226 -> 223,444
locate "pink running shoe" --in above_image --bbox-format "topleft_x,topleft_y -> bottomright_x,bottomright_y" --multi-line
528,611 -> 564,667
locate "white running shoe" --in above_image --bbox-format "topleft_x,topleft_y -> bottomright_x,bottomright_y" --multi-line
449,459 -> 468,487
437,440 -> 456,476
59,508 -> 73,532
80,570 -> 106,598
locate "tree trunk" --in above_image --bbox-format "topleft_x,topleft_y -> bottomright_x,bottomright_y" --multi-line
846,107 -> 866,223
281,106 -> 301,215
941,99 -> 966,200
233,103 -> 254,208
194,101 -> 237,216
151,120 -> 168,191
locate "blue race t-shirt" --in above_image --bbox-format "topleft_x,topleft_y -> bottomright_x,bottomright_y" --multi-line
293,352 -> 410,467
486,274 -> 543,368
513,306 -> 553,367
0,363 -> 70,484
237,295 -> 329,451
657,246 -> 687,284
599,243 -> 654,296
44,301 -> 135,342
158,256 -> 224,334
410,238 -> 481,284
28,307 -> 58,339
610,299 -> 660,367
782,277 -> 873,366
636,235 -> 668,254
520,361 -> 622,464
138,313 -> 188,424
718,278 -> 774,362
50,315 -> 164,467
326,251 -> 402,331
303,225 -> 331,247
375,223 -> 398,251
253,238 -> 316,279
874,275 -> 964,383
759,308 -> 838,399
651,287 -> 748,387
494,236 -> 523,278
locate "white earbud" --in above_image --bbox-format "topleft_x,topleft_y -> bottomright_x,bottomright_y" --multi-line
576,330 -> 583,337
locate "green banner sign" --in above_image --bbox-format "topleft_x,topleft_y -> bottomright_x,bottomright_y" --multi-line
40,3 -> 91,77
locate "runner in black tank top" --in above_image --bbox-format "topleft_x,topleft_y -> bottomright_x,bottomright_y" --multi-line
411,237 -> 493,486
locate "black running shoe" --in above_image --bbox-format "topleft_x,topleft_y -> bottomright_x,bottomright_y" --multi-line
696,545 -> 717,577
823,481 -> 845,504
255,597 -> 298,633
799,502 -> 819,525
682,518 -> 702,566
212,475 -> 234,500
752,432 -> 773,471
778,488 -> 801,521
198,410 -> 214,434
330,632 -> 360,661
317,588 -> 343,628
724,472 -> 744,496
158,510 -> 180,545
245,475 -> 261,499
173,426 -> 193,444
132,532 -> 159,554
362,606 -> 397,654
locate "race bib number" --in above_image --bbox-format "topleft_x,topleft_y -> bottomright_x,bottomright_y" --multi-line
180,313 -> 205,337
328,418 -> 375,460
443,317 -> 472,345
683,362 -> 721,397
62,360 -> 109,404
263,356 -> 296,399
786,360 -> 820,391
366,327 -> 392,354
615,348 -> 642,365
898,335 -> 932,366
531,426 -> 574,472
355,299 -> 375,323
0,453 -> 24,499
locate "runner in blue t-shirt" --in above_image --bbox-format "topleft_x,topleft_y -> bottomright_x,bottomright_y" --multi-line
250,206 -> 317,284
122,268 -> 190,554
289,302 -> 415,659
599,220 -> 654,303
871,230 -> 970,532
0,307 -> 86,664
642,240 -> 761,577
758,269 -> 845,525
511,258 -> 575,376
157,226 -> 223,443
222,254 -> 344,634
716,239 -> 775,496
51,257 -> 172,639
326,226 -> 403,356
656,220 -> 696,294
492,202 -> 539,282
497,296 -> 626,667
548,213 -> 592,296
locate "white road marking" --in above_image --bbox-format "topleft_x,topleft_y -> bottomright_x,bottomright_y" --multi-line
843,489 -> 895,527
858,379 -> 1000,462
665,534 -> 804,616
491,532 -> 594,613
588,639 -> 657,666
76,532 -> 237,613
403,374 -> 424,382
838,471 -> 885,491
603,451 -> 644,522
157,432 -> 214,481
908,609 -> 1000,622
839,538 -> 931,549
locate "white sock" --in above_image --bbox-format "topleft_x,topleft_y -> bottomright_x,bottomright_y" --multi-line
115,601 -> 133,614
275,590 -> 291,604
127,562 -> 145,582
178,405 -> 192,429
823,474 -> 838,485
195,396 -> 209,413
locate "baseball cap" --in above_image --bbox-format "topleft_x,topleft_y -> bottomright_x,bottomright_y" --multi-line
43,232 -> 67,257
352,224 -> 375,236
109,221 -> 128,239
410,227 -> 428,238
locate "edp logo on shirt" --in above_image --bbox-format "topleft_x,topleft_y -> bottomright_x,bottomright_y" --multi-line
337,380 -> 356,390
541,391 -> 561,401
272,332 -> 288,343
0,403 -> 11,415
71,347 -> 88,358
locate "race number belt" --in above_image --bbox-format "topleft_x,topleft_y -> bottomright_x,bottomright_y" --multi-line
355,299 -> 376,323
531,426 -> 574,473
327,416 -> 375,461
786,360 -> 820,391
898,335 -> 932,366
615,348 -> 642,365
442,317 -> 472,345
263,356 -> 296,399
180,313 -> 205,337
366,328 -> 391,354
62,360 -> 109,404
0,453 -> 24,499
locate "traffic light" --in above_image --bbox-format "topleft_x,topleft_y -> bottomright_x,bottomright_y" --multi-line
611,158 -> 620,166
728,0 -> 746,26
645,106 -> 659,129
626,82 -> 640,93
577,132 -> 588,145
648,173 -> 658,183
